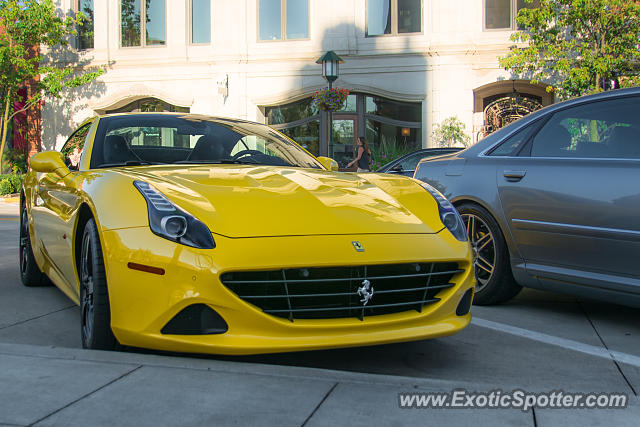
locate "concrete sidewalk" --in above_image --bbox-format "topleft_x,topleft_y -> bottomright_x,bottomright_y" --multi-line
0,342 -> 638,427
0,197 -> 19,215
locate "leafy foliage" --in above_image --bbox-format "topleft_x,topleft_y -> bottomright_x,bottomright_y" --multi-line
500,0 -> 640,99
4,146 -> 28,173
432,116 -> 471,148
0,0 -> 105,170
0,173 -> 24,195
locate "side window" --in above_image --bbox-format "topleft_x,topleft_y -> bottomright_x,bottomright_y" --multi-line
399,152 -> 423,171
530,97 -> 640,159
488,123 -> 535,156
61,124 -> 92,170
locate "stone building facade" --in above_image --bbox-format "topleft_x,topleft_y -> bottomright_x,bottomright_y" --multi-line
43,0 -> 554,166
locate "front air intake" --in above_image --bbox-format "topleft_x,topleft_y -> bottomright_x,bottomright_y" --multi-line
161,304 -> 228,335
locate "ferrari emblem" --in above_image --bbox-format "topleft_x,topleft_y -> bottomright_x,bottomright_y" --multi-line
352,241 -> 364,252
357,280 -> 374,305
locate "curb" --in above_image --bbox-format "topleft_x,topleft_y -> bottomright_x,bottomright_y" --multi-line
0,341 -> 497,391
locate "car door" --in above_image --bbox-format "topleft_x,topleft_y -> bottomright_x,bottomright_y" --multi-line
31,123 -> 92,297
496,96 -> 640,292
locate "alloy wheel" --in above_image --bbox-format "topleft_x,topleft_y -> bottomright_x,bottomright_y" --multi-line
462,213 -> 496,293
80,231 -> 95,344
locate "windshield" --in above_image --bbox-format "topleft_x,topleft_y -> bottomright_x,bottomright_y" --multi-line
90,114 -> 323,169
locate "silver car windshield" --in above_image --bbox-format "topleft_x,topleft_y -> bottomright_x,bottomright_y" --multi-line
91,115 -> 322,169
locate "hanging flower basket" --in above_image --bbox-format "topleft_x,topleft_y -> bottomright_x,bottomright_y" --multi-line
311,87 -> 349,112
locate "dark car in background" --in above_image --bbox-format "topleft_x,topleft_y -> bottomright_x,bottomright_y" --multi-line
376,148 -> 462,176
414,88 -> 640,308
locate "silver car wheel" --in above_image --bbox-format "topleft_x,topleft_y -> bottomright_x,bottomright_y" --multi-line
462,213 -> 496,293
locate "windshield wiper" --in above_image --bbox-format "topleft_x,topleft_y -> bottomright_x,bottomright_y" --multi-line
98,160 -> 160,167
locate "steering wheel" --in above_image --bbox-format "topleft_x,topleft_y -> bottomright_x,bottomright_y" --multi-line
231,150 -> 266,160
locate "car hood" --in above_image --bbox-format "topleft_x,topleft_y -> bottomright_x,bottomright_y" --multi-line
119,165 -> 443,238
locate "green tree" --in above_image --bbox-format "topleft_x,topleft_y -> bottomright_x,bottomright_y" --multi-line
0,0 -> 104,171
432,116 -> 471,148
500,0 -> 640,100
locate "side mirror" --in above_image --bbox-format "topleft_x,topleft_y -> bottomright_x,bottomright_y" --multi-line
316,156 -> 339,171
30,151 -> 71,179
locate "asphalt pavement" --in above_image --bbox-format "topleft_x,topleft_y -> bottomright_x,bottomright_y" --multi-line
0,198 -> 638,426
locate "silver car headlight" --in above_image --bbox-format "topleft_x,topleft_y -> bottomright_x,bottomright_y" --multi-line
420,182 -> 467,242
134,181 -> 216,249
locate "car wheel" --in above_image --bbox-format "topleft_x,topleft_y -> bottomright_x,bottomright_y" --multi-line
79,218 -> 117,350
457,203 -> 521,305
19,205 -> 50,287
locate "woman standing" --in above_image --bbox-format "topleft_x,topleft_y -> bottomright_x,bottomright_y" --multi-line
347,137 -> 372,172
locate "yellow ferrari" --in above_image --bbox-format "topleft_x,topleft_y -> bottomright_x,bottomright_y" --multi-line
20,113 -> 475,355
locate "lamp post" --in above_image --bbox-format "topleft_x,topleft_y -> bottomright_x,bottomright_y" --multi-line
316,51 -> 344,159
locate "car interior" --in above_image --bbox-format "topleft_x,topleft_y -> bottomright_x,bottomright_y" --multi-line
91,118 -> 320,169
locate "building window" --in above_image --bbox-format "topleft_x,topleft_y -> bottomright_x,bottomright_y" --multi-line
121,0 -> 166,47
367,0 -> 422,36
77,0 -> 94,50
105,98 -> 190,114
191,0 -> 211,44
259,0 -> 309,41
484,0 -> 539,30
265,93 -> 421,169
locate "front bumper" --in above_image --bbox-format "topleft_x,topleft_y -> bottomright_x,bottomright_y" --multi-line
101,227 -> 475,355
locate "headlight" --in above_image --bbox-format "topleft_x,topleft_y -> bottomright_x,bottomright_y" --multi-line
419,182 -> 467,242
134,181 -> 216,249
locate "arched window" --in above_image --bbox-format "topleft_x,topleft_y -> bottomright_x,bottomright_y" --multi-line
264,93 -> 421,169
105,98 -> 190,114
473,80 -> 553,139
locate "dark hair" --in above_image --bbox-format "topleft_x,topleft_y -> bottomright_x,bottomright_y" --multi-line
358,137 -> 371,154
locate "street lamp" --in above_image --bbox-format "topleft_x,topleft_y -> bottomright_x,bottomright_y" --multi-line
316,51 -> 344,158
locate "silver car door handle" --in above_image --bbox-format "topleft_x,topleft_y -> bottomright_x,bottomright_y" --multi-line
504,170 -> 526,182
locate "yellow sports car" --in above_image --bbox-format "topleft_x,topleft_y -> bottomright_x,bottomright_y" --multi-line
20,113 -> 474,355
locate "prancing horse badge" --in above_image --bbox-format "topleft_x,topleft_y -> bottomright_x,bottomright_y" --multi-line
352,241 -> 364,252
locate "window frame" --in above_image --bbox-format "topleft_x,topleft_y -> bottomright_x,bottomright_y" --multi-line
257,0 -> 310,42
365,0 -> 424,37
120,0 -> 166,48
61,122 -> 93,171
189,0 -> 211,45
524,97 -> 640,160
483,95 -> 640,160
482,0 -> 538,32
76,0 -> 94,50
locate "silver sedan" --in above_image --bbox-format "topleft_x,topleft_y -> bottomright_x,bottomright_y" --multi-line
414,88 -> 640,307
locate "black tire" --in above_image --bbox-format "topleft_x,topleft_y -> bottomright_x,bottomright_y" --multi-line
19,205 -> 50,287
79,218 -> 117,350
457,202 -> 522,305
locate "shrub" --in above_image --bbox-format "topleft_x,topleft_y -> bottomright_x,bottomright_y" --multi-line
0,173 -> 24,195
0,179 -> 12,195
8,174 -> 23,192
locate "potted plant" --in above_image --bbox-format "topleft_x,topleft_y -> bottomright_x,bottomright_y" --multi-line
311,87 -> 349,112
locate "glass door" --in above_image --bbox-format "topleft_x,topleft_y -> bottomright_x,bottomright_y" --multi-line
331,117 -> 356,169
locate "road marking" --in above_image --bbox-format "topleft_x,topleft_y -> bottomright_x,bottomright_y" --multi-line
472,317 -> 640,368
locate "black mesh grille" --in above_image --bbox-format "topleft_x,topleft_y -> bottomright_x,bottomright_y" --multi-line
220,262 -> 461,321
